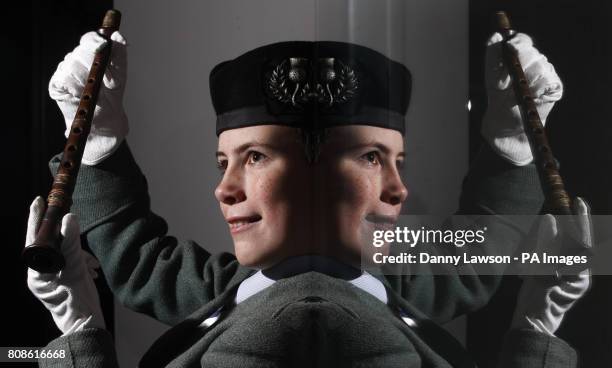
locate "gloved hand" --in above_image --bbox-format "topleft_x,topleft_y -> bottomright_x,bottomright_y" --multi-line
25,197 -> 105,335
49,31 -> 128,165
511,197 -> 592,336
482,33 -> 563,166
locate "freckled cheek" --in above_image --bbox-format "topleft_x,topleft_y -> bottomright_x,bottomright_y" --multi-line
336,168 -> 379,213
250,175 -> 274,208
320,172 -> 374,242
345,179 -> 376,226
248,172 -> 292,225
326,174 -> 376,253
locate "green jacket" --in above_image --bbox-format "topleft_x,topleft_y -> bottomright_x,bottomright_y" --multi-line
38,142 -> 573,367
40,274 -> 577,368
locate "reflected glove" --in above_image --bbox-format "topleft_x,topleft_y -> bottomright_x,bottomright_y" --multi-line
49,31 -> 128,165
482,33 -> 563,166
511,197 -> 592,336
25,197 -> 105,335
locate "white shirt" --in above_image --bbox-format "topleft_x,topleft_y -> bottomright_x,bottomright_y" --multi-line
200,255 -> 417,328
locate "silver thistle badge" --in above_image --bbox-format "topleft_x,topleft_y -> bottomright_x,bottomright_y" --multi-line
267,57 -> 358,108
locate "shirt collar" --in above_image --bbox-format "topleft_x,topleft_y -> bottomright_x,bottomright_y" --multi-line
235,256 -> 388,304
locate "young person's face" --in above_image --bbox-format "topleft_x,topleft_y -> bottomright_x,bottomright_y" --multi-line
215,125 -> 314,268
215,124 -> 407,269
314,126 -> 408,264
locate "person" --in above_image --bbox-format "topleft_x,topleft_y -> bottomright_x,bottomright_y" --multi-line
25,29 -> 591,367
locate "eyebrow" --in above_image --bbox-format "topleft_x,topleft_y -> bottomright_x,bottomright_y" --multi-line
215,140 -> 280,158
345,141 -> 405,158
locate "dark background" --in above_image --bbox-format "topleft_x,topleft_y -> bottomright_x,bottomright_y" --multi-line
468,0 -> 612,367
3,0 -> 610,367
2,1 -> 114,367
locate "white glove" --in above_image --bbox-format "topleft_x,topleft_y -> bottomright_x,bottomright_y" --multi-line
511,197 -> 592,336
482,33 -> 563,166
25,197 -> 105,335
49,31 -> 128,165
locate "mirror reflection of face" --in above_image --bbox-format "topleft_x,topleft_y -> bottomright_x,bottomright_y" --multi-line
215,124 -> 408,269
314,126 -> 408,265
215,126 -> 314,269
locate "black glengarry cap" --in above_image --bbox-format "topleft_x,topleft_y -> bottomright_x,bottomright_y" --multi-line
210,41 -> 411,136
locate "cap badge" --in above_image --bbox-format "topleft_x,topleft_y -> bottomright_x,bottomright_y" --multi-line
267,57 -> 358,108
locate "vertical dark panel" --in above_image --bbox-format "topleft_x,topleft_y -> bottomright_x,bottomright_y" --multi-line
2,0 -> 113,361
468,1 -> 612,367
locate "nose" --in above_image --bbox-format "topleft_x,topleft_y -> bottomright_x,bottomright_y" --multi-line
214,171 -> 246,205
380,168 -> 408,206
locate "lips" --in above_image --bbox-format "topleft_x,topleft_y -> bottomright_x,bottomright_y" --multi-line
226,215 -> 262,234
365,214 -> 398,231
